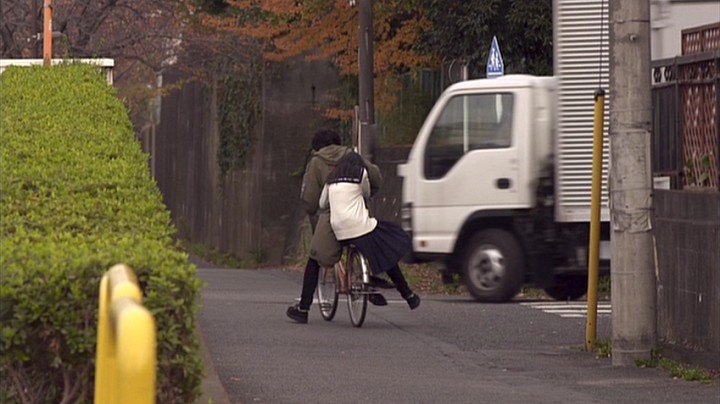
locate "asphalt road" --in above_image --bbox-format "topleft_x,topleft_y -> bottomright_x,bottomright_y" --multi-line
197,266 -> 719,404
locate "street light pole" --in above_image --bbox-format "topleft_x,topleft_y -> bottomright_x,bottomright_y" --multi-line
43,0 -> 53,66
608,0 -> 657,366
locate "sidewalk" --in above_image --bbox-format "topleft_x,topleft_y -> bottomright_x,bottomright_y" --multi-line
194,264 -> 720,403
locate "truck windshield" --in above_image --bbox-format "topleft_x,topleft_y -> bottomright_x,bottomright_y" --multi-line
424,93 -> 514,179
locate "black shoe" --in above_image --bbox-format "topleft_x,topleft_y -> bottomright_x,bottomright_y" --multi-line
406,293 -> 421,310
368,293 -> 388,306
286,304 -> 309,323
368,275 -> 395,289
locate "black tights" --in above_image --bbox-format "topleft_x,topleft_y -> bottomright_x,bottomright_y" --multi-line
299,258 -> 413,310
384,266 -> 413,299
299,258 -> 321,309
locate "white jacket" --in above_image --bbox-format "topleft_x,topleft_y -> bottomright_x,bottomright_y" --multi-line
319,169 -> 378,240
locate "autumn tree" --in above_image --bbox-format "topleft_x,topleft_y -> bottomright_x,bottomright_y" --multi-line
1,0 -> 553,137
1,0 -> 194,129
196,0 -> 552,137
199,0 -> 434,119
1,1 -> 42,58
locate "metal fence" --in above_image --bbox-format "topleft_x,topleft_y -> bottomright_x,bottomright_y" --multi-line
652,26 -> 719,190
651,24 -> 720,368
682,22 -> 720,56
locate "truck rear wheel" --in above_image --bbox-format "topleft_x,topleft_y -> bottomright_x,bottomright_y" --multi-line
543,275 -> 588,301
462,229 -> 524,303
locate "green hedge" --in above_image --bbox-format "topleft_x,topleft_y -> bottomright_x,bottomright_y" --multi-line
0,65 -> 203,403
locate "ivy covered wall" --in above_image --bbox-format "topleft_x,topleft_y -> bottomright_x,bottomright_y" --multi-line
154,59 -> 341,264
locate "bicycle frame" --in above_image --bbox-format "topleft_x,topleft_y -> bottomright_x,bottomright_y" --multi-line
317,244 -> 371,327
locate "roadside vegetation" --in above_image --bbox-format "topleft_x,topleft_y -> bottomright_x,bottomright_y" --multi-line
181,240 -> 273,269
0,65 -> 202,403
591,341 -> 717,385
594,339 -> 613,359
636,350 -> 717,385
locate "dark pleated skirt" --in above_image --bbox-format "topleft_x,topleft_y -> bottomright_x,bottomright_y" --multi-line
343,220 -> 411,275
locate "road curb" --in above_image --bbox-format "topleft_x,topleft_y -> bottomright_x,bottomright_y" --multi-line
196,327 -> 231,404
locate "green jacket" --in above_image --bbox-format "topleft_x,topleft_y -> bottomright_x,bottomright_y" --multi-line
301,145 -> 382,266
301,145 -> 382,216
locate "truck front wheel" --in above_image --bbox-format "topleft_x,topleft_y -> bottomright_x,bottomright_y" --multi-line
462,229 -> 524,303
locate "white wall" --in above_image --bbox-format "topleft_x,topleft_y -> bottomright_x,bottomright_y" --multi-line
651,0 -> 720,60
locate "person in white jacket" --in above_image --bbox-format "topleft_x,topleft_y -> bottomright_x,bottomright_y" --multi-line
319,152 -> 420,310
286,132 -> 389,324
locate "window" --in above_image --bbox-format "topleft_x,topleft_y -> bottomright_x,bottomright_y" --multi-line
424,93 -> 514,179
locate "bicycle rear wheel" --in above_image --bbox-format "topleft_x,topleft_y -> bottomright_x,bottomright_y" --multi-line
346,247 -> 368,327
317,265 -> 339,321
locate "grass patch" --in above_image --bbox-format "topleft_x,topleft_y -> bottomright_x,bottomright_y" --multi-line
518,286 -> 549,300
586,340 -> 715,386
400,263 -> 465,295
181,240 -> 246,268
598,275 -> 611,294
636,350 -> 716,385
594,338 -> 612,358
180,240 -> 270,268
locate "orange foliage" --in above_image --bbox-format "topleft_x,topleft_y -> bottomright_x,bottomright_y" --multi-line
202,1 -> 436,77
200,1 -> 439,118
322,107 -> 356,121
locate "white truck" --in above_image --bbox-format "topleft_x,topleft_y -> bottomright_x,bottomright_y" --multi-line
397,0 -> 610,302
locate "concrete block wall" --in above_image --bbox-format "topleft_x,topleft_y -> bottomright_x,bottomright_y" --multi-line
654,190 -> 720,369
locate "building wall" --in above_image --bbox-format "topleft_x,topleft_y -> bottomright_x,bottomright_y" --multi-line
259,59 -> 344,263
651,0 -> 720,59
154,59 -> 341,264
654,190 -> 720,369
153,73 -> 263,261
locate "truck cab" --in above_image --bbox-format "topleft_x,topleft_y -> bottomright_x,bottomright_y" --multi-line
398,75 -> 604,302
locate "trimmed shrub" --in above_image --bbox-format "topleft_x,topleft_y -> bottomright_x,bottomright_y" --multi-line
0,65 -> 203,403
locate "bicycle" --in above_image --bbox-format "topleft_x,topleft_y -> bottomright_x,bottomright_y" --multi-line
316,244 -> 377,327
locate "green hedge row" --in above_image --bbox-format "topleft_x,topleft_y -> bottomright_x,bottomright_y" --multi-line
0,65 -> 203,403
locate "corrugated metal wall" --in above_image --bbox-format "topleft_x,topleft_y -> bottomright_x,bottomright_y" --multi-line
553,0 -> 611,222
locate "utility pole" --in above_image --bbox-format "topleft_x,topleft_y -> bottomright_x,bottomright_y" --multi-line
608,0 -> 656,366
358,0 -> 375,160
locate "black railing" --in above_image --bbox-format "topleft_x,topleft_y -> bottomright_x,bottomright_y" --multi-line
651,51 -> 720,190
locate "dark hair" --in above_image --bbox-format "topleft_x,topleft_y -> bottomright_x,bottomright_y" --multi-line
326,152 -> 366,184
311,129 -> 341,151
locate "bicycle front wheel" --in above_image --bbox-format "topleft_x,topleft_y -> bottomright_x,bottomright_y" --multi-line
317,265 -> 339,321
346,248 -> 368,327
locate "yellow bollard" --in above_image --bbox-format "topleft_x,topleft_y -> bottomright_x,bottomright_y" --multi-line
586,89 -> 606,352
95,264 -> 156,404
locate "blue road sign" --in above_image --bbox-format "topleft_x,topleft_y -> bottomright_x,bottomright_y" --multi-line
486,36 -> 504,78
